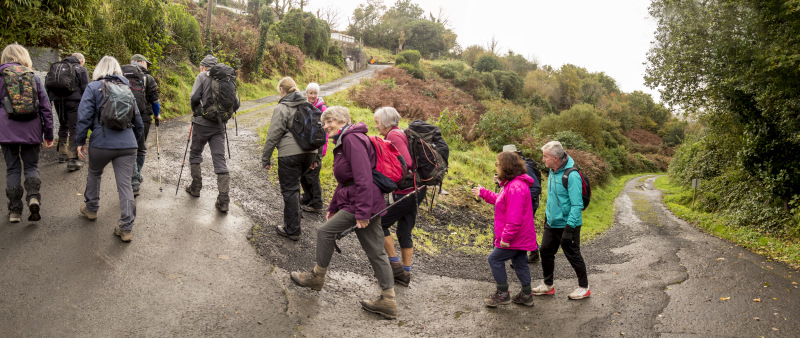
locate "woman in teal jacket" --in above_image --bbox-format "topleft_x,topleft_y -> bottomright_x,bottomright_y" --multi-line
532,141 -> 591,300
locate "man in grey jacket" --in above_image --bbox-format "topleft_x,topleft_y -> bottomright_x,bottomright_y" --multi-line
185,55 -> 237,213
261,77 -> 317,241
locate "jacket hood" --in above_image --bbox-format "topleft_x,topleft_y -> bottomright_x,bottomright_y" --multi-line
99,74 -> 131,86
344,121 -> 368,135
280,91 -> 306,107
131,62 -> 150,74
505,174 -> 535,187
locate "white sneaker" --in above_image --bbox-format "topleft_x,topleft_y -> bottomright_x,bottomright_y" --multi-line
531,283 -> 555,296
568,287 -> 591,300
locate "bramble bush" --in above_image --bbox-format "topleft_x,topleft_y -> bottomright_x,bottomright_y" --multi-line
566,148 -> 611,186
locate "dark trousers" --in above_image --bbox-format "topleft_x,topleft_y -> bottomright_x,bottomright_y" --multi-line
277,153 -> 315,235
299,165 -> 322,209
488,247 -> 531,286
56,99 -> 79,158
381,189 -> 425,248
540,222 -> 588,288
2,144 -> 40,188
189,123 -> 228,174
131,121 -> 151,191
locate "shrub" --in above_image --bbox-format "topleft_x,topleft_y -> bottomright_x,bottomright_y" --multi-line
554,131 -> 592,151
398,50 -> 421,66
538,103 -> 609,149
323,43 -> 344,68
394,54 -> 407,65
474,54 -> 504,73
262,42 -> 306,77
166,3 -> 203,64
624,128 -> 663,153
475,106 -> 530,152
431,60 -> 466,79
492,70 -> 524,101
397,64 -> 425,80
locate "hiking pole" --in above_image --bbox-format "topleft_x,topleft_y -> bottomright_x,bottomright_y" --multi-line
155,123 -> 162,192
176,123 -> 193,195
334,186 -> 423,254
234,113 -> 238,136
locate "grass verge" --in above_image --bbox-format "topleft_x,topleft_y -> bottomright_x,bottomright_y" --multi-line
363,46 -> 395,63
654,176 -> 800,268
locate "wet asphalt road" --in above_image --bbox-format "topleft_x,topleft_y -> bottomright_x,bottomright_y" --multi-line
1,65 -> 798,336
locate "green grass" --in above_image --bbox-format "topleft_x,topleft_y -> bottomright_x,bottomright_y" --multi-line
654,176 -> 800,268
363,46 -> 395,63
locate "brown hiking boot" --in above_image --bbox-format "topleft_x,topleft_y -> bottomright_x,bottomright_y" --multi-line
290,265 -> 327,291
80,203 -> 97,220
360,288 -> 397,319
390,261 -> 411,286
114,225 -> 133,242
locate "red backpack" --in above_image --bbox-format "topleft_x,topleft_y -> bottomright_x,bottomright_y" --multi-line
367,136 -> 409,193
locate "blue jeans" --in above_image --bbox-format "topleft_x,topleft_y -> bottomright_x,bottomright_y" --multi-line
487,247 -> 531,286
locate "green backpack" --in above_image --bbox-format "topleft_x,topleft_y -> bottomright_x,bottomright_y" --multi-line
1,65 -> 40,121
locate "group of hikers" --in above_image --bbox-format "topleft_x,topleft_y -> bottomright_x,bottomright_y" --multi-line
1,43 -> 590,320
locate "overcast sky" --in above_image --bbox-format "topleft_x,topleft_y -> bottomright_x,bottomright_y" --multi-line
304,0 -> 660,101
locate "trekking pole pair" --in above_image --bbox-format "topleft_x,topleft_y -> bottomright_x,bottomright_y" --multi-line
333,186 -> 424,254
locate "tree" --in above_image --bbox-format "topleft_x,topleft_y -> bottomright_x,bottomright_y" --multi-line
316,4 -> 342,30
646,0 -> 800,210
474,54 -> 503,73
486,35 -> 500,55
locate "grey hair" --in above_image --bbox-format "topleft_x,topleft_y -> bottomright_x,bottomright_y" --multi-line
1,43 -> 32,68
71,53 -> 85,62
306,82 -> 320,94
92,56 -> 123,81
541,140 -> 566,159
373,106 -> 401,129
321,106 -> 351,125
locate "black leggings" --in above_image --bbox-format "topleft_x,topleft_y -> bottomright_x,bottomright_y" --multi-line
381,190 -> 425,248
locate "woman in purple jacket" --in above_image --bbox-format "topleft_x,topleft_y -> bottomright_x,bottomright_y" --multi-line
472,151 -> 538,308
290,106 -> 398,320
0,43 -> 55,223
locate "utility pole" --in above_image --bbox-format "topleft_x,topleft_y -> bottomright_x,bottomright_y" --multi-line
205,0 -> 216,44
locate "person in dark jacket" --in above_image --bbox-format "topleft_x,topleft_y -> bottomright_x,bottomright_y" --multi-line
128,54 -> 161,197
46,52 -> 89,171
299,82 -> 327,214
185,55 -> 238,213
0,43 -> 55,223
290,107 -> 398,320
76,56 -> 144,242
261,77 -> 317,240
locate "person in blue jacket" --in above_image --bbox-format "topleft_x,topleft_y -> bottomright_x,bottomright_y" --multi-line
76,56 -> 143,242
531,141 -> 591,300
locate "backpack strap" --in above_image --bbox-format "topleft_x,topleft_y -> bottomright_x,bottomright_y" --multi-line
562,168 -> 578,190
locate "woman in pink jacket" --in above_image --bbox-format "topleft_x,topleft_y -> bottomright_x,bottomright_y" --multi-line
472,151 -> 538,308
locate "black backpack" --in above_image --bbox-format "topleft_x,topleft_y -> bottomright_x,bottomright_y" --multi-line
288,101 -> 326,151
120,64 -> 148,116
522,157 -> 542,212
99,79 -> 136,132
405,120 -> 449,187
203,63 -> 238,123
45,60 -> 78,93
562,167 -> 591,210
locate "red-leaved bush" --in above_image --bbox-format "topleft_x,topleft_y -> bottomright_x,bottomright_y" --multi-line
350,68 -> 486,140
624,128 -> 663,154
565,148 -> 611,186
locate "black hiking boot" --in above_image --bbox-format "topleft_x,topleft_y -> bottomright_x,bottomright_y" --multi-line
6,186 -> 23,223
215,174 -> 230,213
528,249 -> 540,264
185,164 -> 202,197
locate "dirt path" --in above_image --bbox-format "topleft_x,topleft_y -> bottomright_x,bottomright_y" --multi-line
2,62 -> 798,335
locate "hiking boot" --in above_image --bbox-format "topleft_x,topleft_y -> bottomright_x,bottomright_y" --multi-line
390,261 -> 411,286
276,226 -> 299,241
484,290 -> 511,307
528,249 -> 540,264
512,291 -> 535,307
27,197 -> 40,222
531,283 -> 555,296
301,205 -> 322,213
80,203 -> 97,220
185,163 -> 202,197
133,188 -> 140,198
361,288 -> 397,319
57,141 -> 68,163
6,186 -> 23,223
114,225 -> 133,242
67,159 -> 82,172
24,178 -> 41,221
290,264 -> 327,291
568,287 -> 591,300
215,174 -> 230,213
